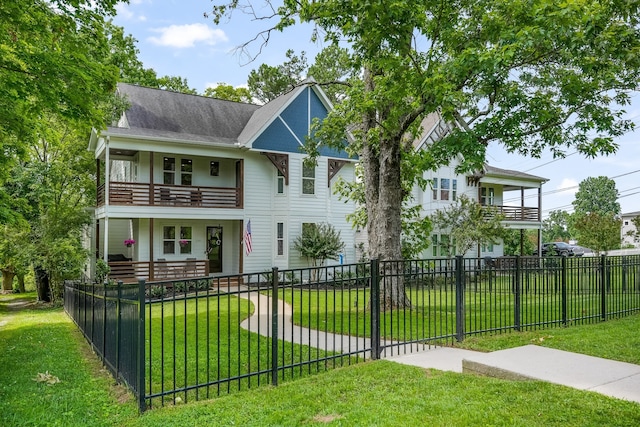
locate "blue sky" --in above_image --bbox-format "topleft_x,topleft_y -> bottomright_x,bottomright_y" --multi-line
113,0 -> 640,216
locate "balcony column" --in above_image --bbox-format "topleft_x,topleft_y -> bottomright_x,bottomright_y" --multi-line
103,137 -> 110,262
521,186 -> 525,220
537,187 -> 542,221
149,151 -> 154,205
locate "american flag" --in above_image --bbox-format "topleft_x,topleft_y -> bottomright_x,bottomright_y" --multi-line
244,220 -> 252,255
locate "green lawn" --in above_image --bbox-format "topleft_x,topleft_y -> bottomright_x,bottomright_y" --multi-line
2,291 -> 640,426
279,269 -> 640,342
145,294 -> 337,408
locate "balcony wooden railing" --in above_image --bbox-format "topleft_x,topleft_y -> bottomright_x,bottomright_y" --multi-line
483,205 -> 540,222
98,182 -> 241,209
108,259 -> 210,284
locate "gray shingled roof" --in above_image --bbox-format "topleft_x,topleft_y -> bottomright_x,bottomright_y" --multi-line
479,164 -> 548,182
110,83 -> 261,145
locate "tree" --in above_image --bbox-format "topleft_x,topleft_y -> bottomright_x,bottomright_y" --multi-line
5,115 -> 94,301
573,213 -> 621,255
503,229 -> 537,256
572,176 -> 621,217
204,83 -> 253,103
542,210 -> 572,243
247,49 -> 308,103
293,223 -> 345,268
625,215 -> 640,245
210,1 -> 640,307
0,222 -> 31,292
1,0 -> 120,156
430,195 -> 505,256
308,45 -> 354,104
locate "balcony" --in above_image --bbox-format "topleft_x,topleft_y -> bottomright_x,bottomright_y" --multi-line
108,259 -> 210,283
97,182 -> 242,209
484,205 -> 540,222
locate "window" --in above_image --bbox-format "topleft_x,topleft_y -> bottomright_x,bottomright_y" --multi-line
163,157 -> 175,185
432,234 -> 453,256
452,179 -> 457,200
625,221 -> 629,226
181,159 -> 192,186
277,170 -> 285,195
481,187 -> 495,206
302,163 -> 315,195
432,178 -> 438,200
163,226 -> 176,254
440,234 -> 450,257
441,178 -> 450,201
210,161 -> 219,176
482,242 -> 495,253
302,223 -> 317,234
179,226 -> 192,254
276,222 -> 284,256
431,234 -> 438,257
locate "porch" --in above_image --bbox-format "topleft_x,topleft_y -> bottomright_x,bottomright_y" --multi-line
108,259 -> 210,283
484,205 -> 540,222
97,182 -> 242,209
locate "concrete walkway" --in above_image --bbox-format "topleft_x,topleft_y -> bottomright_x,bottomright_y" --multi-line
388,345 -> 640,404
234,287 -> 640,405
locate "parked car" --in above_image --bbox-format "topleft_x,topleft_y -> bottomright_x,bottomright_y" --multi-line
534,242 -> 574,257
570,245 -> 592,257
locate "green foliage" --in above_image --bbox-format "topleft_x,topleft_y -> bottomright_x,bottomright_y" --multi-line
211,0 -> 640,268
247,49 -> 308,103
0,222 -> 31,291
293,223 -> 345,267
542,210 -> 572,243
625,215 -> 640,244
573,212 -> 621,255
503,229 -> 536,256
572,176 -> 621,217
95,259 -> 110,284
430,195 -> 506,256
0,0 -> 120,153
203,83 -> 253,103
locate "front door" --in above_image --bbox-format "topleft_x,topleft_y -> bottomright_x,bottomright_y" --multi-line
206,226 -> 223,273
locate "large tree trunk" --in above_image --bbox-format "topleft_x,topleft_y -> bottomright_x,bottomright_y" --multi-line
35,266 -> 51,302
362,67 -> 411,309
2,269 -> 15,292
17,274 -> 26,293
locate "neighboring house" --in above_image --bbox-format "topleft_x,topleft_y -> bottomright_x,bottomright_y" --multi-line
621,211 -> 640,248
412,114 -> 548,258
88,82 -> 357,283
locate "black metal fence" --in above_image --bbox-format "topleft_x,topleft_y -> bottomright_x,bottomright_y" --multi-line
64,254 -> 640,411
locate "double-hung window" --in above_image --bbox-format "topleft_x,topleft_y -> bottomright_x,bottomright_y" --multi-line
302,163 -> 315,195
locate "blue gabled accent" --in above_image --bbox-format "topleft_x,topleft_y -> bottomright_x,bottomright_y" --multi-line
253,87 -> 353,159
252,118 -> 302,153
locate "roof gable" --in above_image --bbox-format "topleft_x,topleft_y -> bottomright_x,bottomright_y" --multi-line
242,85 -> 352,159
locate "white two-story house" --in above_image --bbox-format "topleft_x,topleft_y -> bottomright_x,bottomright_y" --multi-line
88,82 -> 357,283
413,114 -> 548,258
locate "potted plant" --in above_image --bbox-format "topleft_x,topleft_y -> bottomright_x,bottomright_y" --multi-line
124,238 -> 136,247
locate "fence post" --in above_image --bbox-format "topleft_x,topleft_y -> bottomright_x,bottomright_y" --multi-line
600,254 -> 607,321
102,281 -> 107,357
370,259 -> 381,359
271,267 -> 279,386
137,279 -> 146,412
455,256 -> 465,342
561,256 -> 568,325
115,281 -> 122,380
514,256 -> 521,331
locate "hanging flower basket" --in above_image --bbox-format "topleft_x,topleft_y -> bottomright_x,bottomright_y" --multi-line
124,239 -> 136,247
179,239 -> 189,247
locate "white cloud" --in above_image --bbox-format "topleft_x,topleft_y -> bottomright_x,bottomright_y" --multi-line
115,3 -> 134,20
557,178 -> 579,195
148,24 -> 228,48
